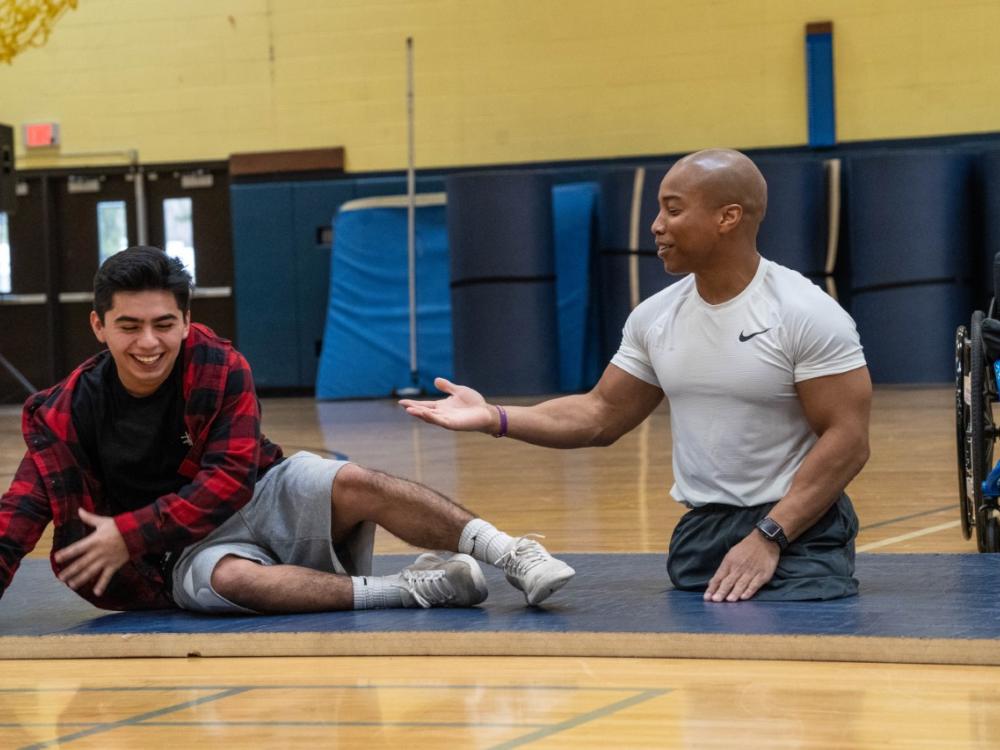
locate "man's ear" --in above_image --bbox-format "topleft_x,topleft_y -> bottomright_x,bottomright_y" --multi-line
89,310 -> 106,344
181,310 -> 191,339
718,203 -> 744,234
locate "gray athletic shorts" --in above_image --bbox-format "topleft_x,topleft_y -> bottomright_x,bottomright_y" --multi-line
171,451 -> 375,614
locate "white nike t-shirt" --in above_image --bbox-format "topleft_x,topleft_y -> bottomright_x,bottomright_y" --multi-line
611,258 -> 866,509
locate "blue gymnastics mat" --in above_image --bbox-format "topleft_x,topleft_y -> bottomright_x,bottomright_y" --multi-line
2,554 -> 998,665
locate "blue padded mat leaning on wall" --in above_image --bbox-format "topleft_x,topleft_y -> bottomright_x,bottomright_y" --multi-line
315,183 -> 603,399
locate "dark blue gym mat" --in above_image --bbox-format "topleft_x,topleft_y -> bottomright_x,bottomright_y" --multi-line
2,554 -> 998,664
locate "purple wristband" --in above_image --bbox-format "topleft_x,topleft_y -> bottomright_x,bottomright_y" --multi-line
493,405 -> 508,438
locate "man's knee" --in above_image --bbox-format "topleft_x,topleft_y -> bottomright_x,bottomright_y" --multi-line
210,554 -> 263,599
332,463 -> 383,510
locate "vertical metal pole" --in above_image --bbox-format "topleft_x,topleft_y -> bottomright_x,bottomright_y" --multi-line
132,150 -> 148,245
405,36 -> 418,388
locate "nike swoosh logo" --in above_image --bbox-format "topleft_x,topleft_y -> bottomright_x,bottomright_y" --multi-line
738,327 -> 771,342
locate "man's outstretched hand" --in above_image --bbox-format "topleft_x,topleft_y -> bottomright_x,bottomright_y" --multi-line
399,377 -> 496,433
53,508 -> 130,597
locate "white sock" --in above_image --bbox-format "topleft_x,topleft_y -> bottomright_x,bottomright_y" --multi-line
351,574 -> 406,609
459,518 -> 514,566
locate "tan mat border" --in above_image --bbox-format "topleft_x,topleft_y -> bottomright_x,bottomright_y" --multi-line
1,631 -> 995,666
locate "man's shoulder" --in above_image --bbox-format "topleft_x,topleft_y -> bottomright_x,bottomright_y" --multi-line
631,275 -> 694,319
761,260 -> 846,318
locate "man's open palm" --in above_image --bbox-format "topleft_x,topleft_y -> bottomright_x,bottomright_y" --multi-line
399,377 -> 495,433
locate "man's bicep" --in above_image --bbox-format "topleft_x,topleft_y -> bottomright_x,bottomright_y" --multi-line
592,364 -> 664,435
796,366 -> 872,437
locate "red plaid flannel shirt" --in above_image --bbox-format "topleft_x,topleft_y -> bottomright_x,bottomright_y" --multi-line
0,323 -> 283,610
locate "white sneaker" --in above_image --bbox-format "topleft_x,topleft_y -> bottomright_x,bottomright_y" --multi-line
497,535 -> 575,605
396,552 -> 488,608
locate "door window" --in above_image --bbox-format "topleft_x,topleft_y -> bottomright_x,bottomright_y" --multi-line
97,200 -> 128,265
163,197 -> 196,282
0,212 -> 10,293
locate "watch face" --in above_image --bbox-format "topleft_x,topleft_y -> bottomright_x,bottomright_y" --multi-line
758,518 -> 780,537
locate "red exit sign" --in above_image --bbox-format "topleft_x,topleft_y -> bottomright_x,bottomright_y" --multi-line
23,122 -> 59,148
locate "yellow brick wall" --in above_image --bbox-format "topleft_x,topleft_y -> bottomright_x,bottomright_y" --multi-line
0,0 -> 998,170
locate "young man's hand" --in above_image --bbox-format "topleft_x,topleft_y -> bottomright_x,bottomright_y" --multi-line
53,508 -> 130,597
703,531 -> 780,603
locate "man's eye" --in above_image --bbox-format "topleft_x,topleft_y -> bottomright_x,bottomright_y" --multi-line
121,327 -> 138,333
156,324 -> 174,330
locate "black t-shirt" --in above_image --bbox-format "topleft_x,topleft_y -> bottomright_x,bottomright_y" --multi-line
71,355 -> 190,514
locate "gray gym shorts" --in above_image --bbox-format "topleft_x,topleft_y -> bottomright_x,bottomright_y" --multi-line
171,451 -> 375,614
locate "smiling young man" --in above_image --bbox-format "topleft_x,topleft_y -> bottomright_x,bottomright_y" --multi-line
0,246 -> 574,613
403,149 -> 872,602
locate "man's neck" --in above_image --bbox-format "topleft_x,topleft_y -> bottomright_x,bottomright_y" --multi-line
694,249 -> 761,305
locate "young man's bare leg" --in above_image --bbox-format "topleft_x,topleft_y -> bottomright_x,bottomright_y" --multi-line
331,464 -> 575,606
210,552 -> 486,612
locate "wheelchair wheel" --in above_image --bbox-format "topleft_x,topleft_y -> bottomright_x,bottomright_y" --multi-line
955,324 -> 973,539
969,311 -> 999,552
987,516 -> 1000,553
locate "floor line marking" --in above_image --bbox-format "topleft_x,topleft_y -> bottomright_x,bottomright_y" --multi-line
16,687 -> 248,750
857,520 -> 961,552
487,688 -> 671,750
140,720 -> 551,729
858,505 -> 953,532
0,683 -> 654,694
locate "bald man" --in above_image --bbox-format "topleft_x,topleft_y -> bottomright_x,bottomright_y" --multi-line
402,149 -> 871,603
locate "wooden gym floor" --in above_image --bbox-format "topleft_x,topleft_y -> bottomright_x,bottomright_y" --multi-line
2,386 -> 999,749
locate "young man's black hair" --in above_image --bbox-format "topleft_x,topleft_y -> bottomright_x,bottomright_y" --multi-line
92,246 -> 192,322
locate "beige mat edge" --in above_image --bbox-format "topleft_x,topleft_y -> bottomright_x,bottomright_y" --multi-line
1,631 -> 994,666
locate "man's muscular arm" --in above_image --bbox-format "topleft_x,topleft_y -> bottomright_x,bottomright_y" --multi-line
401,365 -> 664,449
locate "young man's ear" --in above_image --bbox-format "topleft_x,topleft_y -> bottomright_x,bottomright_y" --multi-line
182,310 -> 191,339
89,310 -> 106,344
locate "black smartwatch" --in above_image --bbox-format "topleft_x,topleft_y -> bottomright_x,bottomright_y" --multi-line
755,516 -> 789,551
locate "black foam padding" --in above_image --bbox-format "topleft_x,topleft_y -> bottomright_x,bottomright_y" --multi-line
980,151 -> 1000,302
597,168 -> 641,249
847,150 -> 974,289
637,163 -> 677,251
755,156 -> 828,276
598,253 -> 683,363
446,171 -> 554,283
451,282 -> 560,395
851,282 -> 972,383
0,124 -> 13,214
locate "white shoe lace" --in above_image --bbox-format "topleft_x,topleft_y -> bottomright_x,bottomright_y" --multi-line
396,568 -> 455,608
496,533 -> 549,577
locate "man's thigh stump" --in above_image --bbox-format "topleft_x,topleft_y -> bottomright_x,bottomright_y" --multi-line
666,494 -> 859,601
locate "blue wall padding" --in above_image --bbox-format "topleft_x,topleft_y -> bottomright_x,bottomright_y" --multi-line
354,175 -> 446,197
553,182 -> 602,392
852,283 -> 972,383
231,183 -> 301,388
315,202 -> 452,399
447,171 -> 559,394
755,157 -> 828,277
806,27 -> 836,147
291,182 -> 358,386
847,151 -> 974,289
